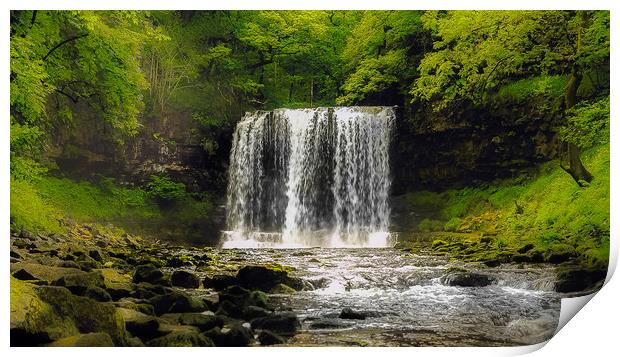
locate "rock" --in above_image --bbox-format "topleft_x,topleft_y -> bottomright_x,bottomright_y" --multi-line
10,250 -> 22,259
10,277 -> 128,346
57,260 -> 81,269
482,259 -> 501,267
131,282 -> 175,300
114,298 -> 155,316
512,254 -> 531,263
243,305 -> 272,319
10,262 -> 82,283
269,283 -> 296,294
52,271 -> 105,296
20,229 -> 37,240
47,332 -> 114,347
216,300 -> 244,318
133,264 -> 170,286
204,324 -> 253,347
12,268 -> 37,281
258,330 -> 285,345
339,307 -> 366,320
84,287 -> 113,302
160,312 -> 223,331
167,256 -> 193,268
555,268 -> 607,293
146,329 -> 214,347
88,249 -> 103,262
250,312 -> 300,336
118,308 -> 160,341
517,243 -> 535,254
149,290 -> 207,315
547,249 -> 574,264
76,256 -> 102,272
203,274 -> 239,290
236,265 -> 296,292
171,270 -> 200,289
440,270 -> 496,287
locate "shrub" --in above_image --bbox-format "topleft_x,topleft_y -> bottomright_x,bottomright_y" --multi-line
417,218 -> 444,232
147,175 -> 186,207
444,217 -> 463,232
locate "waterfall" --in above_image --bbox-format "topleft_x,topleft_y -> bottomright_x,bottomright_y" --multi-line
222,107 -> 395,248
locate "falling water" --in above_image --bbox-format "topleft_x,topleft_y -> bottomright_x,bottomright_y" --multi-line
222,107 -> 395,248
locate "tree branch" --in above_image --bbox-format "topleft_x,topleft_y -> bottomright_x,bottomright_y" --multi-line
42,33 -> 89,61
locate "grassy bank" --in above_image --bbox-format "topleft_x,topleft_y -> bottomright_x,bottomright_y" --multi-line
10,175 -> 216,244
399,144 -> 610,269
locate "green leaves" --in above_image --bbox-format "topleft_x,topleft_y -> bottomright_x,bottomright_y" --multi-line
560,97 -> 610,149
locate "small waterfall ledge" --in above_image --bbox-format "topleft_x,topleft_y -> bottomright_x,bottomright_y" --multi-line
222,106 -> 396,248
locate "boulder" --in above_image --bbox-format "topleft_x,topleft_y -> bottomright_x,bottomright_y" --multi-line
10,277 -> 128,346
250,312 -> 300,336
236,265 -> 301,292
160,312 -> 223,331
131,282 -> 174,300
269,283 -> 296,295
517,243 -> 535,254
149,290 -> 207,315
88,249 -> 104,262
133,264 -> 170,286
12,268 -> 37,281
84,287 -> 113,302
114,298 -> 155,316
47,332 -> 114,347
555,268 -> 607,293
95,268 -> 134,301
118,308 -> 160,341
203,274 -> 239,290
146,330 -> 214,347
52,271 -> 105,296
243,305 -> 272,319
339,307 -> 366,320
171,270 -> 200,289
308,318 -> 352,330
258,330 -> 285,345
204,324 -> 253,347
440,270 -> 496,287
10,262 -> 82,284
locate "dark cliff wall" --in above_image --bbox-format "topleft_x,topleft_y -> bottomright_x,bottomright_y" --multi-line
391,103 -> 560,194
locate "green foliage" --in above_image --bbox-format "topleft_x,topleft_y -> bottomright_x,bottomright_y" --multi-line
405,144 -> 609,267
10,178 -> 64,234
444,217 -> 463,232
412,11 -> 609,110
147,175 -> 186,205
495,75 -> 569,102
417,218 -> 444,232
560,96 -> 610,149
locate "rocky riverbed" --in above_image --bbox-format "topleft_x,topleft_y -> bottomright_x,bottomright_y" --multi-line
9,224 -> 607,347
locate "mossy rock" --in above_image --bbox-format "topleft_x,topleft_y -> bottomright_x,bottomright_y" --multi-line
10,277 -> 128,346
47,332 -> 114,347
269,283 -> 296,295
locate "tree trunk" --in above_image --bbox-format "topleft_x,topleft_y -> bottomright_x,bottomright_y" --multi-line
561,68 -> 593,185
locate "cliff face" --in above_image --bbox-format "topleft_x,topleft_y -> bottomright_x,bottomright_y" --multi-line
50,101 -> 560,198
49,104 -> 236,194
391,103 -> 560,194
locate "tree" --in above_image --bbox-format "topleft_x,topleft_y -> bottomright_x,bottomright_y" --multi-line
412,10 -> 609,185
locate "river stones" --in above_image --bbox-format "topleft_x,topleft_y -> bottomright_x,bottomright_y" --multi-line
47,332 -> 115,347
555,268 -> 607,293
440,270 -> 496,287
204,324 -> 253,347
236,265 -> 305,291
339,307 -> 366,320
250,312 -> 300,336
258,330 -> 285,345
146,328 -> 214,347
171,270 -> 200,289
203,274 -> 239,290
118,307 -> 160,340
132,264 -> 170,286
160,312 -> 223,332
149,290 -> 207,315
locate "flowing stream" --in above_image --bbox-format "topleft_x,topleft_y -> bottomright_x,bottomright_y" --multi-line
214,247 -> 560,346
